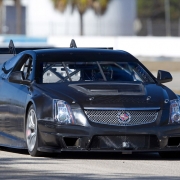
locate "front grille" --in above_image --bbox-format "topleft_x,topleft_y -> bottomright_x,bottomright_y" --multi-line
90,135 -> 159,150
84,109 -> 158,126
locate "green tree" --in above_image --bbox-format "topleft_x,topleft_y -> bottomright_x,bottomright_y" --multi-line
138,0 -> 180,20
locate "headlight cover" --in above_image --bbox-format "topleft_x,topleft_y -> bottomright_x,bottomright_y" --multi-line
53,100 -> 88,126
169,99 -> 180,124
54,100 -> 74,125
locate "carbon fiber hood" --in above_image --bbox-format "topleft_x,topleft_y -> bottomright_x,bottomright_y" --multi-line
36,82 -> 176,109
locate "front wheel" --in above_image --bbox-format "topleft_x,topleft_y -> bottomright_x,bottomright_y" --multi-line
26,105 -> 41,156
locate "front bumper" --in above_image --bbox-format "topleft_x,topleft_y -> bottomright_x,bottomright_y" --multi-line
37,120 -> 180,153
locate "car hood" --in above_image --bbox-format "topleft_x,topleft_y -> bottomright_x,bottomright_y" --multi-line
36,82 -> 175,109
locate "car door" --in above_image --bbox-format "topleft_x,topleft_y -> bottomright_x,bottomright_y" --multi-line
0,53 -> 34,147
0,53 -> 24,146
8,54 -> 34,141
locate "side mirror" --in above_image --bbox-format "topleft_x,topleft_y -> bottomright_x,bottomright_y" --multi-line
157,70 -> 172,83
8,71 -> 31,85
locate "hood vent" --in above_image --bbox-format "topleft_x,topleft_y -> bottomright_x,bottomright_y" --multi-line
69,83 -> 145,95
90,96 -> 153,105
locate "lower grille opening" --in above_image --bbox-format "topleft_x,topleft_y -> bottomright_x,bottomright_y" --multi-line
168,137 -> 180,146
90,135 -> 159,150
63,137 -> 80,147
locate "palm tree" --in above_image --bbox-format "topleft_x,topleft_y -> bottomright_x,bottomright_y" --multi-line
51,0 -> 68,12
91,0 -> 110,35
71,0 -> 91,35
51,0 -> 110,35
51,0 -> 91,35
91,0 -> 110,15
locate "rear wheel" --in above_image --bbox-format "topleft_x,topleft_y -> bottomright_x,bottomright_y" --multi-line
26,105 -> 41,156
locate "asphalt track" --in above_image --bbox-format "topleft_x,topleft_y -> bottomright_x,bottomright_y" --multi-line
0,147 -> 180,180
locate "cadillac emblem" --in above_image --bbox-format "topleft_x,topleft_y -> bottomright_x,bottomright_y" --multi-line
117,112 -> 131,123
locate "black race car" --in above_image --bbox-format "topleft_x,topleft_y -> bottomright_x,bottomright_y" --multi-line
0,39 -> 179,158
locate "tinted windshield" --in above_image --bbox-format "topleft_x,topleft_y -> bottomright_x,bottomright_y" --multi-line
37,61 -> 154,83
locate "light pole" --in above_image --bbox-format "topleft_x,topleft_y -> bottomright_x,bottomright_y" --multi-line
15,0 -> 22,34
165,0 -> 171,36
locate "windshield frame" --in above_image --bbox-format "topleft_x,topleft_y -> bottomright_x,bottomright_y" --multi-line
36,60 -> 155,84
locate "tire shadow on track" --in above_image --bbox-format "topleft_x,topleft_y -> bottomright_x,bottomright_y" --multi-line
0,146 -> 28,155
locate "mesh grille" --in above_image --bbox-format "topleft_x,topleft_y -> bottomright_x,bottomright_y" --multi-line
90,135 -> 159,150
84,109 -> 158,126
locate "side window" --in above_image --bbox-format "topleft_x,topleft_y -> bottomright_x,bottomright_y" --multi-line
129,63 -> 154,83
20,57 -> 33,80
13,55 -> 33,80
2,53 -> 23,74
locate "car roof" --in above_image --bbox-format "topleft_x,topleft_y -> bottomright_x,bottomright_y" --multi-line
32,48 -> 138,63
0,40 -> 138,63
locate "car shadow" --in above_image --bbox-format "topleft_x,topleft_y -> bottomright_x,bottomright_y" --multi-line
1,146 -> 180,161
55,151 -> 180,161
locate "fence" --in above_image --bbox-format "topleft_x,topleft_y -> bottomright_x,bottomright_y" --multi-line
138,19 -> 180,36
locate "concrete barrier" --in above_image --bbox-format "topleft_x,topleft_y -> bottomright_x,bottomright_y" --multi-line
48,36 -> 180,60
1,35 -> 180,60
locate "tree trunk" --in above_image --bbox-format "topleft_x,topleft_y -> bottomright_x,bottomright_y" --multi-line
0,0 -> 3,34
15,0 -> 22,34
80,12 -> 83,36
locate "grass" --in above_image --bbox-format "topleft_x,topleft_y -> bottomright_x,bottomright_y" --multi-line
141,61 -> 180,72
140,61 -> 180,93
172,89 -> 180,95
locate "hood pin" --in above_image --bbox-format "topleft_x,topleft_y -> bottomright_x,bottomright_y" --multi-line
89,97 -> 94,101
164,99 -> 169,104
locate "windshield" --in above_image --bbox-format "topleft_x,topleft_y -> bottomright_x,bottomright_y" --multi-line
37,61 -> 154,83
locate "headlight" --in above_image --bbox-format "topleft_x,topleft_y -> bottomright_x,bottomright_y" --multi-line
54,100 -> 75,125
169,99 -> 180,124
53,99 -> 88,126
